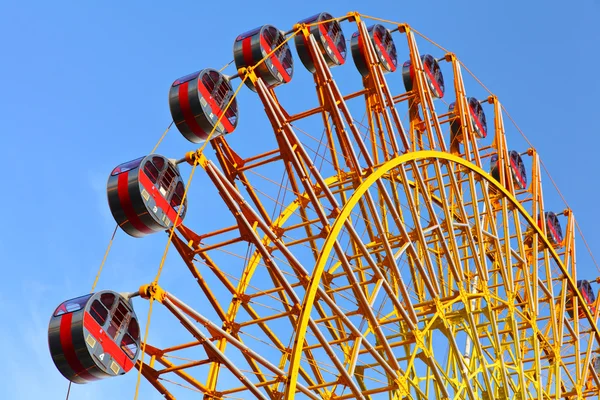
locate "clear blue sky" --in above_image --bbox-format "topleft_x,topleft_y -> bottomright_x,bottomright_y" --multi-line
1,0 -> 599,398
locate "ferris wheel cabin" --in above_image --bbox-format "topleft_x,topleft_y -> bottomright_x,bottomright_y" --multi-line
351,24 -> 397,77
566,280 -> 596,319
449,97 -> 488,142
48,291 -> 140,383
169,68 -> 239,143
490,150 -> 528,190
542,211 -> 563,246
295,12 -> 346,73
107,154 -> 187,238
234,24 -> 294,91
402,54 -> 445,98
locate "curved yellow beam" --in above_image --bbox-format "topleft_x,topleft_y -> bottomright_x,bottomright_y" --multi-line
285,150 -> 599,397
207,175 -> 341,390
229,174 -> 340,307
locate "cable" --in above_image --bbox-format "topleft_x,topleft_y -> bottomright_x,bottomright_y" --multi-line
133,72 -> 250,400
132,135 -> 202,400
64,120 -> 174,400
90,225 -> 118,292
150,121 -> 173,154
219,59 -> 234,72
90,120 -> 173,294
497,87 -> 600,274
134,31 -> 302,397
402,19 -> 600,274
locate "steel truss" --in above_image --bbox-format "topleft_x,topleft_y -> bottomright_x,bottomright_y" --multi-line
134,13 -> 600,400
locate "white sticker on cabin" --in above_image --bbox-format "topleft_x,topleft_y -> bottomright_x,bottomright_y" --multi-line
110,361 -> 120,374
141,189 -> 150,202
86,334 -> 96,349
200,98 -> 208,107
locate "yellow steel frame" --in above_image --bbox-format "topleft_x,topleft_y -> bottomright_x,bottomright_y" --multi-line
127,12 -> 600,400
285,150 -> 600,398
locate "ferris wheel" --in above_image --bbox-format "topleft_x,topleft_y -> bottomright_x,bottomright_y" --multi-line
48,11 -> 600,399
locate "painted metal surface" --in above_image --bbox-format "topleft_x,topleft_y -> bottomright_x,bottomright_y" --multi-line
65,13 -> 600,399
544,211 -> 564,246
295,12 -> 346,73
491,149 -> 528,189
402,54 -> 445,98
567,280 -> 597,319
48,291 -> 139,384
449,96 -> 488,142
351,24 -> 397,76
233,24 -> 293,91
169,68 -> 238,143
107,154 -> 186,237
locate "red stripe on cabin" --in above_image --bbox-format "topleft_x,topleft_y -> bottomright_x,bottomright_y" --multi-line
373,35 -> 395,72
260,35 -> 291,83
357,34 -> 366,70
242,37 -> 255,69
59,313 -> 98,381
402,63 -> 416,92
178,81 -> 208,141
469,107 -> 486,138
547,219 -> 560,244
510,159 -> 526,188
197,81 -> 234,133
318,25 -> 344,64
83,312 -> 134,372
301,36 -> 313,69
424,64 -> 442,98
582,290 -> 591,305
117,172 -> 153,235
138,170 -> 182,228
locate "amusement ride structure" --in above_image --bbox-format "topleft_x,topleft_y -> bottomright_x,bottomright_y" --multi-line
48,11 -> 600,400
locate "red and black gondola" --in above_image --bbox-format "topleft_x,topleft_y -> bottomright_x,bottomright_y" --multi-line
542,211 -> 563,246
351,24 -> 397,77
295,12 -> 346,73
490,150 -> 528,190
169,69 -> 239,143
449,97 -> 488,141
48,291 -> 140,383
107,154 -> 187,238
234,25 -> 294,91
402,54 -> 445,98
567,280 -> 596,319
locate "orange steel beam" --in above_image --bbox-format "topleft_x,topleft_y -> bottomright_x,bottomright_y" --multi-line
132,14 -> 600,399
135,361 -> 176,400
